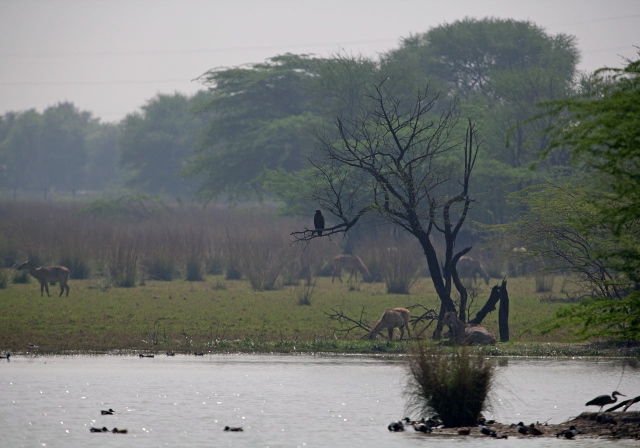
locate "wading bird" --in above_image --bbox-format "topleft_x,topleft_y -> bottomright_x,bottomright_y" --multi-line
586,391 -> 626,412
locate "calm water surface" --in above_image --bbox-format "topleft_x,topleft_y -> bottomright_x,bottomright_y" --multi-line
1,354 -> 638,447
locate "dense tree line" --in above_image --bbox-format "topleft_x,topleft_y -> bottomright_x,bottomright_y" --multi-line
0,17 -> 585,218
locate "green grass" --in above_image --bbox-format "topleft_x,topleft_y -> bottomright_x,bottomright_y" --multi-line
3,273 -> 634,356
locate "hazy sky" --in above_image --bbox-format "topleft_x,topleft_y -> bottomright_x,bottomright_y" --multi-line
1,0 -> 638,123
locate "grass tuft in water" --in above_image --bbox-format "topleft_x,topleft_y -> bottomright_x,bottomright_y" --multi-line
405,343 -> 495,427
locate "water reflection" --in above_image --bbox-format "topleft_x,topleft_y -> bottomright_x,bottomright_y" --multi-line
0,355 -> 638,447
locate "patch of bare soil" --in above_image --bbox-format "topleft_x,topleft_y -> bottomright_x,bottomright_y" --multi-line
424,412 -> 640,439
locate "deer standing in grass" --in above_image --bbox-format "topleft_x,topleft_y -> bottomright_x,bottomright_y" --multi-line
17,261 -> 71,297
443,311 -> 496,345
331,254 -> 371,283
456,256 -> 490,285
369,308 -> 411,340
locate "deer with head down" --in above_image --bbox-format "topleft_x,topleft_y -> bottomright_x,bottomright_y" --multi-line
331,254 -> 371,283
369,308 -> 411,340
456,256 -> 490,285
17,261 -> 71,297
443,311 -> 496,345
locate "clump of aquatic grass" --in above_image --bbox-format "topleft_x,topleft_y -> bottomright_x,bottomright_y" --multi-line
405,344 -> 495,427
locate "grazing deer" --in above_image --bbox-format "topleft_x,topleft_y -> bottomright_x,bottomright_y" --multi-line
369,308 -> 411,340
443,311 -> 496,345
17,261 -> 71,297
331,254 -> 371,283
456,256 -> 490,285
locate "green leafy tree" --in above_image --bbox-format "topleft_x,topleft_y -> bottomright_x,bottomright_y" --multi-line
524,52 -> 640,342
85,121 -> 122,192
382,18 -> 580,225
119,92 -> 207,198
188,54 -> 329,200
1,109 -> 45,198
40,102 -> 91,196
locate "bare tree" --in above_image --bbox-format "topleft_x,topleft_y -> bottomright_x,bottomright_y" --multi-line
292,80 -> 481,338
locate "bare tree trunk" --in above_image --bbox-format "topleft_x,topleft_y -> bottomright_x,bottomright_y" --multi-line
498,279 -> 510,342
469,285 -> 501,325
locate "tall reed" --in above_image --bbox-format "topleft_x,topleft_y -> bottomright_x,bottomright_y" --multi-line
405,344 -> 495,427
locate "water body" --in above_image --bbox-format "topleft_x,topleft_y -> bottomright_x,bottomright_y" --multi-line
0,354 -> 638,447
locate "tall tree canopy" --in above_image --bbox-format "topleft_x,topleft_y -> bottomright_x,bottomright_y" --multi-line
119,92 -> 209,198
188,54 -> 329,200
507,52 -> 640,342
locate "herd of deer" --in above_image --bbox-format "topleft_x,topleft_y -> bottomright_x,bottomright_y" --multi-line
15,252 -> 495,344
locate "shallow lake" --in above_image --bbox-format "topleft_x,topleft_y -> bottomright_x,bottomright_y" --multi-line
1,354 -> 638,447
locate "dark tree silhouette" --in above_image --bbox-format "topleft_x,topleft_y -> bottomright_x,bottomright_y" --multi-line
292,80 -> 481,338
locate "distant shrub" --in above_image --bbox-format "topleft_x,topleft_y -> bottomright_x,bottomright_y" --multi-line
406,344 -> 495,427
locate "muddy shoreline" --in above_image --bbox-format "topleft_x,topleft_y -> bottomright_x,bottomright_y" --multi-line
422,412 -> 640,439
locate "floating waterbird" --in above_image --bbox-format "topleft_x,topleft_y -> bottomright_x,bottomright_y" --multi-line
224,426 -> 243,432
479,424 -> 496,437
194,352 -> 204,356
414,422 -> 431,433
166,352 -> 175,356
556,426 -> 578,439
528,423 -> 544,436
387,421 -> 405,432
586,391 -> 626,412
112,428 -> 128,434
101,408 -> 114,415
90,427 -> 109,433
139,354 -> 154,358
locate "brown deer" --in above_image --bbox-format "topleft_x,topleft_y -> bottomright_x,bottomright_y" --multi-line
331,254 -> 371,283
17,261 -> 71,297
443,311 -> 496,345
456,256 -> 490,285
369,308 -> 411,340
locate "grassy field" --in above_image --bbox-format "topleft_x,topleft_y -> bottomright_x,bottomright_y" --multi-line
0,272 -> 622,356
1,200 -> 634,357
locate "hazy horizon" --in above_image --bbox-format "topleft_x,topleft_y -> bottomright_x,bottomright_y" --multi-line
1,0 -> 638,123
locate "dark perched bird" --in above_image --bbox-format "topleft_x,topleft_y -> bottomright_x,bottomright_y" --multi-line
528,423 -> 544,436
314,210 -> 325,236
112,428 -> 128,434
556,426 -> 578,439
224,426 -> 243,432
0,353 -> 9,360
90,427 -> 109,433
414,422 -> 431,433
101,408 -> 114,415
586,391 -> 626,412
516,422 -> 528,435
139,354 -> 154,358
388,421 -> 405,432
